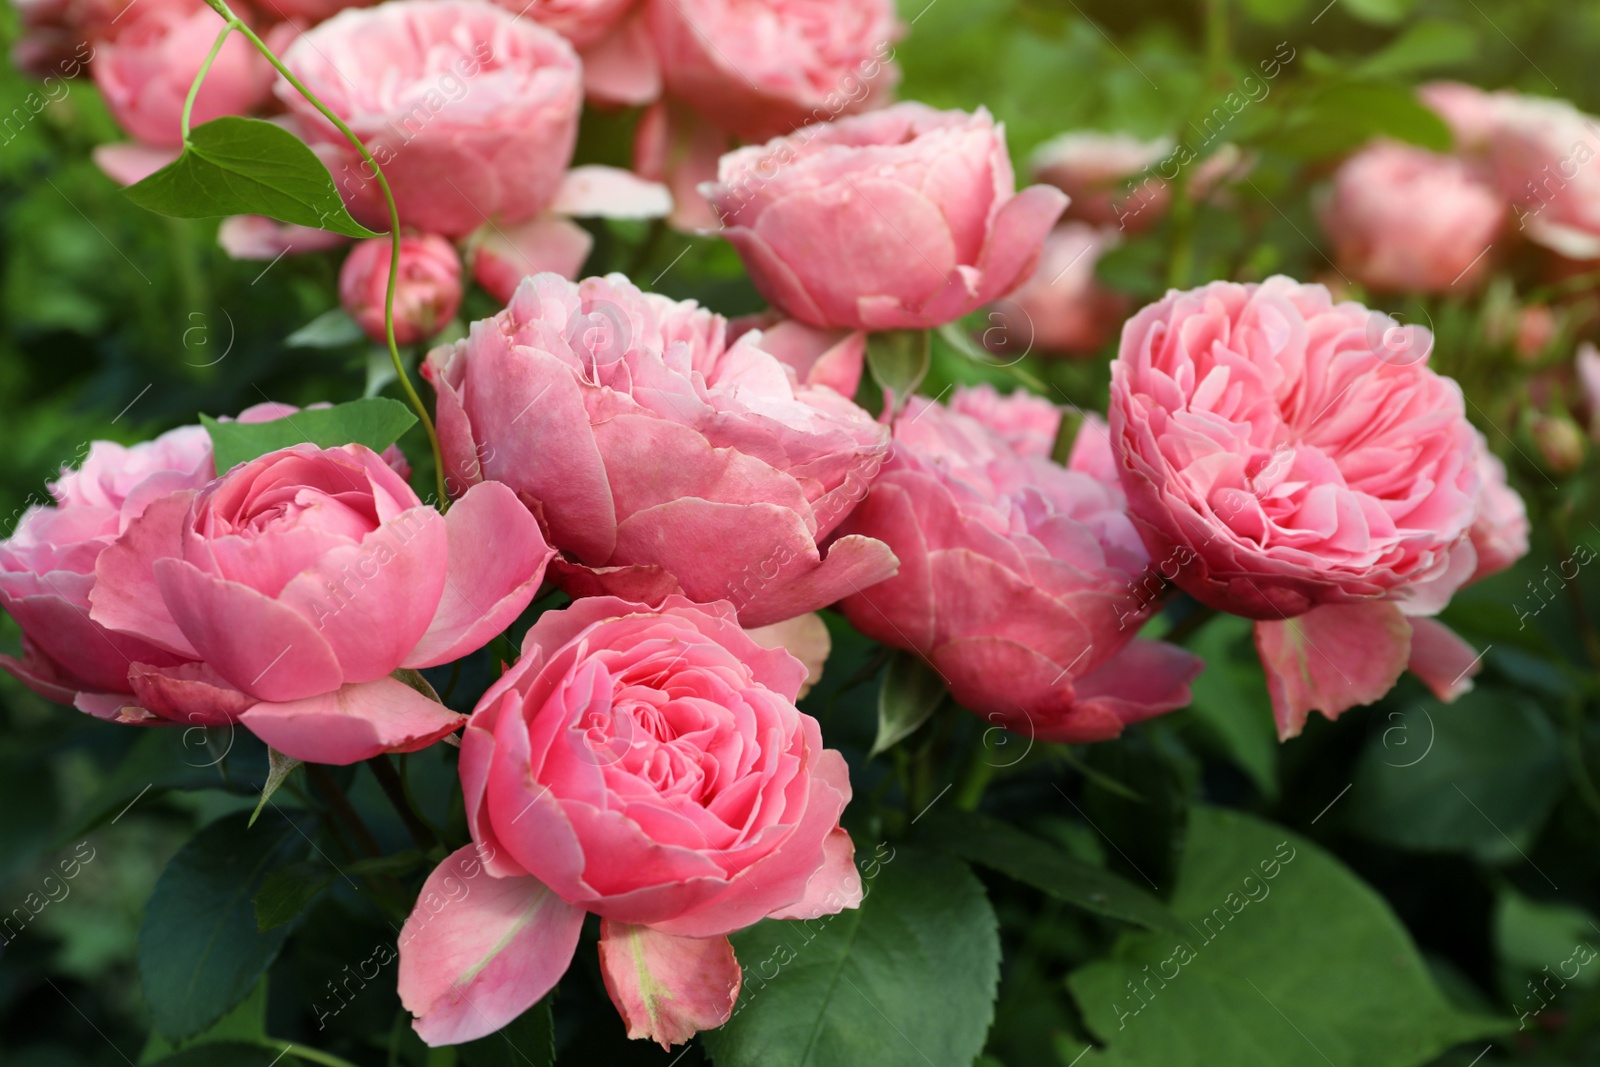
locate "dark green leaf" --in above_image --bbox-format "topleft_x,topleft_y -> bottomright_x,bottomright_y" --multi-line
459,997 -> 556,1067
927,809 -> 1181,932
704,846 -> 1000,1067
1183,614 -> 1279,799
253,859 -> 334,933
139,812 -> 310,1040
865,329 -> 932,417
124,116 -> 377,238
139,976 -> 269,1062
202,397 -> 416,474
146,1043 -> 303,1067
286,308 -> 365,348
1067,807 -> 1506,1066
870,650 -> 946,758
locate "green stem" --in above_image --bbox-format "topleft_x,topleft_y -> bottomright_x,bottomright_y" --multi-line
953,757 -> 996,812
201,0 -> 448,507
1165,603 -> 1220,646
261,1041 -> 363,1067
367,754 -> 438,851
181,22 -> 233,144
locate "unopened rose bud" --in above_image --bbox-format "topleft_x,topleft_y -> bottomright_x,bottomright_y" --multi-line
339,235 -> 462,346
1532,413 -> 1586,475
1515,306 -> 1557,362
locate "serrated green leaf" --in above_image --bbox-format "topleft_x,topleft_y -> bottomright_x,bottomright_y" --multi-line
870,650 -> 946,758
139,812 -> 310,1040
138,975 -> 269,1064
202,397 -> 416,474
286,308 -> 366,349
927,809 -> 1181,932
124,116 -> 378,238
704,847 -> 1000,1067
252,859 -> 333,933
1067,807 -> 1506,1066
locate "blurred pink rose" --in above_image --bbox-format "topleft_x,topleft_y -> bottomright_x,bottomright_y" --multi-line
340,234 -> 463,345
1030,131 -> 1169,231
1578,342 -> 1600,439
989,222 -> 1130,357
87,443 -> 553,763
946,381 -> 1063,459
279,0 -> 582,237
1419,80 -> 1501,151
490,0 -> 633,48
705,104 -> 1067,331
217,214 -> 351,261
1468,433 -> 1528,583
1317,141 -> 1504,292
1483,91 -> 1600,260
647,0 -> 899,141
245,0 -> 370,22
93,0 -> 271,147
424,272 -> 898,627
397,595 -> 860,1047
834,387 -> 1200,742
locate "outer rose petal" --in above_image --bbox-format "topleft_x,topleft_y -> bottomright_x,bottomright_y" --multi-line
92,142 -> 180,186
1406,616 -> 1482,702
405,481 -> 556,669
241,675 -> 467,765
597,922 -> 741,1049
1254,601 -> 1413,741
753,320 -> 866,397
399,846 -> 585,1047
767,827 -> 863,920
127,661 -> 255,727
746,611 -> 831,699
1068,638 -> 1204,734
89,490 -> 199,659
734,533 -> 899,629
581,12 -> 661,106
472,216 -> 596,304
551,165 -> 673,219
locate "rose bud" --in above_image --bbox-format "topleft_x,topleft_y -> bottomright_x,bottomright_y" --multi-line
704,103 -> 1067,332
398,596 -> 860,1047
1531,412 -> 1585,475
94,0 -> 271,147
279,0 -> 583,237
1317,140 -> 1504,293
340,235 -> 463,345
424,272 -> 898,627
833,386 -> 1201,742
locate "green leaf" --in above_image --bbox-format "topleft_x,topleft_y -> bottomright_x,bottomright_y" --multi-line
865,329 -> 932,417
253,859 -> 333,933
139,812 -> 310,1040
1183,614 -> 1279,799
1237,0 -> 1307,26
1066,807 -> 1506,1066
286,308 -> 366,349
1259,82 -> 1452,159
926,809 -> 1181,932
1340,0 -> 1417,26
1344,687 -> 1564,861
1349,20 -> 1478,80
146,1044 -> 303,1067
1494,887 -> 1600,1001
870,650 -> 946,758
249,747 -> 301,828
138,976 -> 269,1064
124,116 -> 378,238
704,846 -> 1000,1067
459,997 -> 556,1067
202,397 -> 416,474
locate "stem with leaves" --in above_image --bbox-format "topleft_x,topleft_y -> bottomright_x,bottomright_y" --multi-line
192,0 -> 448,505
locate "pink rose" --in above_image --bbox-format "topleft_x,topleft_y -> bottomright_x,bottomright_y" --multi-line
87,443 -> 553,763
705,103 -> 1067,331
1419,80 -> 1501,151
396,595 -> 860,1047
988,222 -> 1131,357
93,0 -> 271,147
1468,433 -> 1529,583
646,0 -> 899,141
490,0 -> 634,49
1481,91 -> 1600,260
727,311 -> 866,398
1030,131 -> 1171,231
423,272 -> 898,627
279,0 -> 583,237
1317,141 -> 1504,292
833,387 -> 1200,742
339,234 -> 463,345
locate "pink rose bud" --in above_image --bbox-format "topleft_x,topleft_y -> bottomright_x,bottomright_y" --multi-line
397,595 -> 861,1048
705,103 -> 1068,332
1532,413 -> 1585,475
93,0 -> 271,147
988,222 -> 1131,357
1317,140 -> 1504,293
833,387 -> 1201,742
1030,131 -> 1171,231
1515,305 -> 1557,361
279,0 -> 583,237
339,234 -> 463,346
647,0 -> 900,141
87,443 -> 554,763
424,272 -> 898,626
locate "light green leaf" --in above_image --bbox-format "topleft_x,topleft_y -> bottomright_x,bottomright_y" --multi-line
927,809 -> 1181,932
202,396 -> 416,474
124,116 -> 378,237
1340,0 -> 1418,26
286,308 -> 365,349
1067,807 -> 1506,1066
138,976 -> 269,1064
1494,888 -> 1600,1001
1259,82 -> 1452,158
1350,20 -> 1478,80
870,650 -> 946,758
865,329 -> 932,417
704,847 -> 1000,1067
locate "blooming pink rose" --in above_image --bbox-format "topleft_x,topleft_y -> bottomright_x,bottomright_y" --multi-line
1317,141 -> 1504,292
946,382 -> 1063,459
87,443 -> 553,763
1030,131 -> 1170,231
1480,91 -> 1600,260
988,222 -> 1131,357
833,387 -> 1200,742
424,272 -> 898,627
397,595 -> 860,1047
704,104 -> 1068,331
646,0 -> 899,141
93,0 -> 271,147
340,234 -> 463,346
279,0 -> 582,237
1468,432 -> 1528,583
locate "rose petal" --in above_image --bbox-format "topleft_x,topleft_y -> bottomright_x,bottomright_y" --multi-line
597,922 -> 741,1049
1254,601 -> 1413,741
1406,616 -> 1481,702
241,675 -> 466,765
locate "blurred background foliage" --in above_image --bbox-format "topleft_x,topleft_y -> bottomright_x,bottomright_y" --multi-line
5,0 -> 1600,1064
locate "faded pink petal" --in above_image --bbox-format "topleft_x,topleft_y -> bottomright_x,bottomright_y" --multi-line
1406,616 -> 1482,702
768,828 -> 862,919
241,675 -> 466,764
580,11 -> 660,106
399,846 -> 585,1046
1254,601 -> 1413,741
746,611 -> 831,699
127,660 -> 254,727
472,216 -> 596,305
92,142 -> 180,186
598,922 -> 741,1049
551,165 -> 672,219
